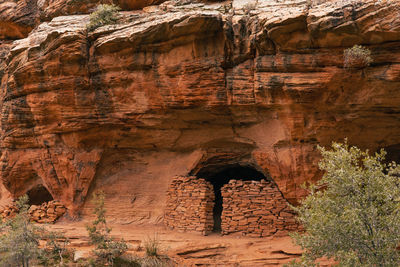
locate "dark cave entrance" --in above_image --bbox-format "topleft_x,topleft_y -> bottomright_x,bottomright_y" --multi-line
384,144 -> 400,164
198,165 -> 267,233
26,184 -> 53,206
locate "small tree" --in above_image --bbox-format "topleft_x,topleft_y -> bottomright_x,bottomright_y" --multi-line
86,4 -> 120,32
38,231 -> 73,266
0,195 -> 42,267
287,142 -> 400,266
86,191 -> 128,266
344,45 -> 373,69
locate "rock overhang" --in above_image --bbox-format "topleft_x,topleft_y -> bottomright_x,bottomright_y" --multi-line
0,0 -> 399,220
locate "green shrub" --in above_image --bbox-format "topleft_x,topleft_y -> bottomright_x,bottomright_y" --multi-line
86,4 -> 121,32
0,195 -> 72,267
344,45 -> 373,69
0,195 -> 42,267
37,231 -> 74,266
86,191 -> 128,266
286,141 -> 400,266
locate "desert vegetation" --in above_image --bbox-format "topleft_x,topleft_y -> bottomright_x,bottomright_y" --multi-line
85,191 -> 128,266
86,4 -> 120,31
287,141 -> 400,266
344,45 -> 373,69
0,193 -> 172,266
0,195 -> 73,267
77,191 -> 173,266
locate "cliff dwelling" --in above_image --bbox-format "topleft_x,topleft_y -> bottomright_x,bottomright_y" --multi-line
0,0 -> 400,264
165,161 -> 299,237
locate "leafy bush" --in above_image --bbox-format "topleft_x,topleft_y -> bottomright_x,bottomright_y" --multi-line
86,4 -> 121,32
86,191 -> 128,266
0,195 -> 43,267
344,45 -> 373,69
287,141 -> 400,266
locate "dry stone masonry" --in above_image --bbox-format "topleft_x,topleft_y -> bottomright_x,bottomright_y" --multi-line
164,176 -> 214,235
165,176 -> 299,237
0,200 -> 67,223
221,180 -> 299,237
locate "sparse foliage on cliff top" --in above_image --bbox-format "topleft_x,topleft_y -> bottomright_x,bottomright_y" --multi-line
86,191 -> 128,266
287,141 -> 400,266
87,4 -> 121,32
344,45 -> 373,69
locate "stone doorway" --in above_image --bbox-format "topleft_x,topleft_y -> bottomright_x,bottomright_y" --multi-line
199,165 -> 266,233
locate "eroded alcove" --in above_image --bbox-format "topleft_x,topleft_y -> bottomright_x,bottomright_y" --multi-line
26,184 -> 53,206
164,151 -> 300,237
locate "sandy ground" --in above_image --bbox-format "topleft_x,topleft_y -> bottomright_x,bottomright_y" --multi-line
46,220 -> 314,266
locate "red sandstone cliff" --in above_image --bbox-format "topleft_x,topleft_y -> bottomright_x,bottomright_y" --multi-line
0,0 -> 400,220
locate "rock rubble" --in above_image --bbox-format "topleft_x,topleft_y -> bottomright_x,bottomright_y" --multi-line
0,200 -> 67,223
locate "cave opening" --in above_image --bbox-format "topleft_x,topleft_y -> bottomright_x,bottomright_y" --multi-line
384,144 -> 400,164
26,184 -> 53,206
199,165 -> 267,233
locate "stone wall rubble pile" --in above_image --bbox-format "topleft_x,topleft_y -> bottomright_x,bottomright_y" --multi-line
164,176 -> 214,235
0,203 -> 18,219
221,179 -> 299,237
0,200 -> 67,223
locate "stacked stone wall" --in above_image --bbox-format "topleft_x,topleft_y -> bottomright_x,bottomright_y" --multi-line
221,179 -> 299,237
164,176 -> 214,235
0,200 -> 67,223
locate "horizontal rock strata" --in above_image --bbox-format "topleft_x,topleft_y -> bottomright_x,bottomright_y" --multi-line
0,0 -> 399,221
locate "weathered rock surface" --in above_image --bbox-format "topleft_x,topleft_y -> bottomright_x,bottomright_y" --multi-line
0,0 -> 400,221
0,0 -> 167,39
0,0 -> 38,39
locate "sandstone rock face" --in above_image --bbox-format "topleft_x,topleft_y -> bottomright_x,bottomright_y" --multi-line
0,0 -> 400,222
0,0 -> 167,39
0,0 -> 38,39
39,0 -> 166,21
